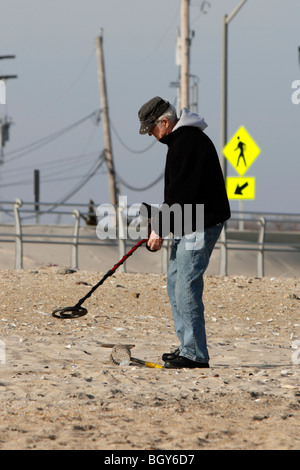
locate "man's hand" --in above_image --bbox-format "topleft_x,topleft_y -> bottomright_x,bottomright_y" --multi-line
147,230 -> 163,251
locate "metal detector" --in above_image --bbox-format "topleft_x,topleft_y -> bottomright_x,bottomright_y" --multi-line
52,238 -> 148,319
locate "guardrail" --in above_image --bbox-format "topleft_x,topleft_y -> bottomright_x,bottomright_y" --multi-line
219,213 -> 300,276
0,199 -> 125,271
0,199 -> 300,275
0,199 -> 168,273
217,216 -> 265,276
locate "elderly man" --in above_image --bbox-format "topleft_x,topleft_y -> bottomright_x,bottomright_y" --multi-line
138,97 -> 230,369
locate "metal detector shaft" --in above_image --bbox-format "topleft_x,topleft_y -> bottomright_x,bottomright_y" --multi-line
52,238 -> 148,318
74,238 -> 148,308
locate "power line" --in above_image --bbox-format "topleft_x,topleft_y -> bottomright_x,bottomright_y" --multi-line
19,151 -> 106,220
51,48 -> 96,106
138,4 -> 180,61
0,152 -> 99,183
45,151 -> 106,210
116,170 -> 164,192
0,150 -> 98,176
110,120 -> 157,154
0,150 -> 100,188
40,170 -> 104,184
4,110 -> 100,163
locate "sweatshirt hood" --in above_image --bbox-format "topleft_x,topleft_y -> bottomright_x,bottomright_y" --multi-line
172,108 -> 208,132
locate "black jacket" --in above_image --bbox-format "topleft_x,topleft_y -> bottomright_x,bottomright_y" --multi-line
154,125 -> 231,236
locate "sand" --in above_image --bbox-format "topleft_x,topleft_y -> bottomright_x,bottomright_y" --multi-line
0,262 -> 299,451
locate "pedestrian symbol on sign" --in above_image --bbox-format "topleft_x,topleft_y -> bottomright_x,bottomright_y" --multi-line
223,126 -> 260,177
235,136 -> 247,168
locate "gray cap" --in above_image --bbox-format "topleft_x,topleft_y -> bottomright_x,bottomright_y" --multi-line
138,96 -> 170,134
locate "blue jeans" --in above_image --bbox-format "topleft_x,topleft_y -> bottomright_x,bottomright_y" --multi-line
167,224 -> 223,363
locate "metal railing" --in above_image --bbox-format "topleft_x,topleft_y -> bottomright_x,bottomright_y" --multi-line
217,216 -> 265,276
0,199 -> 300,275
0,199 -> 123,271
219,212 -> 300,276
0,199 -> 168,272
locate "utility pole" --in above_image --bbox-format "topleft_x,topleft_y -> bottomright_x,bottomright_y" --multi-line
220,0 -> 247,178
170,28 -> 182,114
180,0 -> 190,109
95,29 -> 118,207
220,0 -> 247,232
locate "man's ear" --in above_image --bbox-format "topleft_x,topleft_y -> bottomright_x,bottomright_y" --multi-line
162,118 -> 169,129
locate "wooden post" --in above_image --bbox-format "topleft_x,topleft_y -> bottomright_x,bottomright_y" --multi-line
95,29 -> 118,208
34,169 -> 40,224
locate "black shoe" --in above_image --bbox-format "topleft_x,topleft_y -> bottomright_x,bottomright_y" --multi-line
163,356 -> 210,369
162,348 -> 180,362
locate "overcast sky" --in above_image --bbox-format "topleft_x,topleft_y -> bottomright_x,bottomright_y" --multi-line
0,0 -> 300,223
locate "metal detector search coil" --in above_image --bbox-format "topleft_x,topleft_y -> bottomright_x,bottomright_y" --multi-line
52,306 -> 88,319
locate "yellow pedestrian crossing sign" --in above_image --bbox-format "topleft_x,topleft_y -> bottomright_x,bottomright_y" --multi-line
223,126 -> 261,177
226,177 -> 256,200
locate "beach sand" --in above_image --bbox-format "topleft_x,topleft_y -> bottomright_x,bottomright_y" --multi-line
0,259 -> 299,450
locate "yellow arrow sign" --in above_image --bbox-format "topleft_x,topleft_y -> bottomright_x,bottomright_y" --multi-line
223,126 -> 260,176
226,177 -> 256,200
